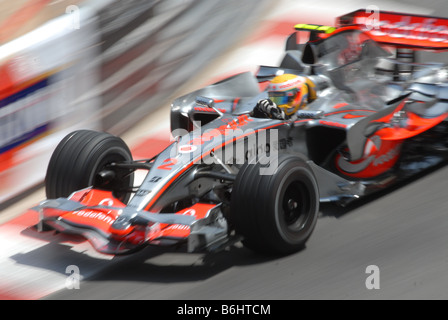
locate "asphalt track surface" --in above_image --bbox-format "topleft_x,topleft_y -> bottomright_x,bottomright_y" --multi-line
2,0 -> 448,300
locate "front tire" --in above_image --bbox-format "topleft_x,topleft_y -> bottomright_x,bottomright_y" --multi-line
230,154 -> 319,255
45,130 -> 134,203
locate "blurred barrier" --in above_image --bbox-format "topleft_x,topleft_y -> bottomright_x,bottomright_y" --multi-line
0,0 -> 270,205
92,0 -> 271,134
0,2 -> 101,204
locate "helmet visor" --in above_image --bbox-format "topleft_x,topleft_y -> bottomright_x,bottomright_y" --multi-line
269,88 -> 299,106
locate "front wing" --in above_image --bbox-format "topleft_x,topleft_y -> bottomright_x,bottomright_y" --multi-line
32,189 -> 228,255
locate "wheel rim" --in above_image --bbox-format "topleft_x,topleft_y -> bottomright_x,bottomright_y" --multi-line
281,181 -> 310,232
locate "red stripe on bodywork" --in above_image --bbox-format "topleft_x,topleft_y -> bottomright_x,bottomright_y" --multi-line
319,120 -> 347,128
332,103 -> 349,109
343,114 -> 367,119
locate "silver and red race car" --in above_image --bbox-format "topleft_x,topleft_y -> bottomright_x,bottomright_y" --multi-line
33,10 -> 448,256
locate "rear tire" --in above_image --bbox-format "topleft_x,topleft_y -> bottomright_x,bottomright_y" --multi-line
230,154 -> 319,255
45,130 -> 134,203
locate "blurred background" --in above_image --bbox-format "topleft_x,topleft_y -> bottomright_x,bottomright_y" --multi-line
0,0 -> 271,205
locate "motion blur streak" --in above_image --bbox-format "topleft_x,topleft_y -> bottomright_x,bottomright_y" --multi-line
0,0 -> 270,204
0,0 -> 51,43
0,0 -> 86,44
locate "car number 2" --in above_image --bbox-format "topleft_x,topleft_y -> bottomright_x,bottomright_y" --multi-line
157,158 -> 178,170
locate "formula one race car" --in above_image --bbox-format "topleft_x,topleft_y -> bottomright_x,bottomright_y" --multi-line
33,10 -> 448,256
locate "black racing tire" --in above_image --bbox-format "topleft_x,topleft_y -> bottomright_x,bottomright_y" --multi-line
45,130 -> 134,203
230,154 -> 319,255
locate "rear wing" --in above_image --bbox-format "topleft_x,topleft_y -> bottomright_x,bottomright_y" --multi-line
337,9 -> 448,51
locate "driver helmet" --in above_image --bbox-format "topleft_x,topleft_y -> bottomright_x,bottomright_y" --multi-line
267,74 -> 314,116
